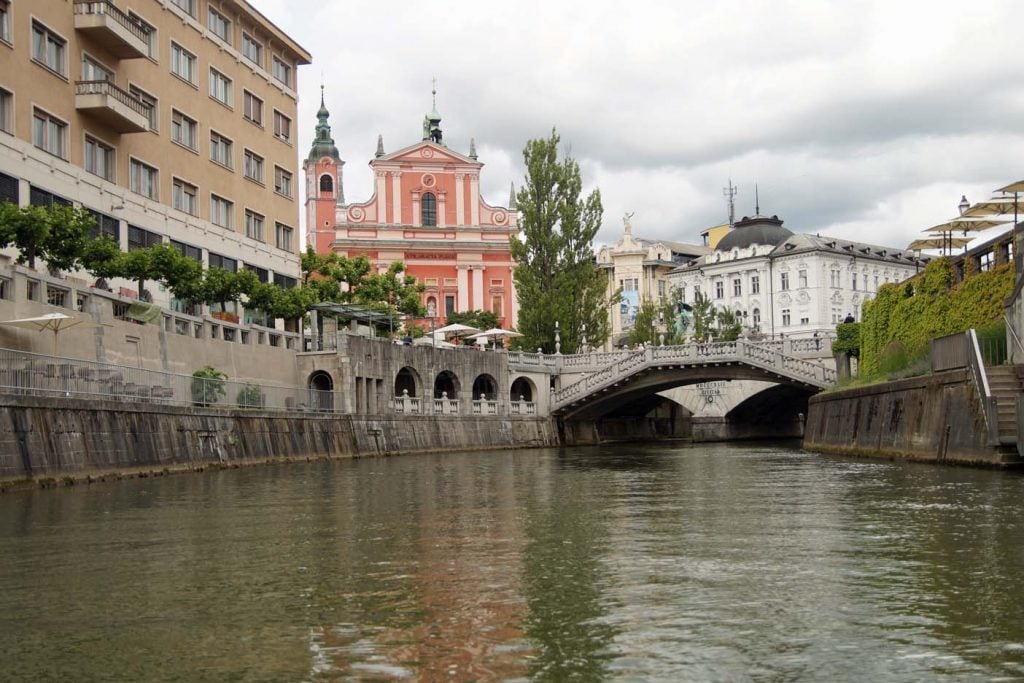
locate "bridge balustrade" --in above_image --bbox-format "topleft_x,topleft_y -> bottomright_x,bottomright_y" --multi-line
433,397 -> 461,415
391,391 -> 422,414
509,400 -> 537,416
471,399 -> 499,415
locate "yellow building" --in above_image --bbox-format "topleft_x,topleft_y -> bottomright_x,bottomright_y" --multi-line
700,222 -> 731,250
0,0 -> 310,312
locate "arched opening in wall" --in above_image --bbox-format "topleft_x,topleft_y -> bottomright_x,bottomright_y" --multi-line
319,173 -> 334,195
422,192 -> 437,226
426,296 -> 437,319
395,366 -> 420,397
433,370 -> 459,399
510,376 -> 535,402
472,374 -> 497,401
308,370 -> 334,412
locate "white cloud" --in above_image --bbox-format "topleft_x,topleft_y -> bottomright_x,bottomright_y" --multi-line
256,0 -> 1024,254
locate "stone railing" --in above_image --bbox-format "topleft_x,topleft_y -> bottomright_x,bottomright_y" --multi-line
74,0 -> 153,44
553,340 -> 836,411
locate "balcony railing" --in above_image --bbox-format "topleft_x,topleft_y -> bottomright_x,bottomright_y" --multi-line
74,1 -> 151,59
75,80 -> 151,133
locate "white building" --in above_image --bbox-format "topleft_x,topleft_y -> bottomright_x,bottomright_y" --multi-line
666,214 -> 926,339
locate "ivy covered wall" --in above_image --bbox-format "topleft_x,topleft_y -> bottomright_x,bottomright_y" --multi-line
859,258 -> 1014,375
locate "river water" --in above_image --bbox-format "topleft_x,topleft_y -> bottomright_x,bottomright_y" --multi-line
3,443 -> 1024,681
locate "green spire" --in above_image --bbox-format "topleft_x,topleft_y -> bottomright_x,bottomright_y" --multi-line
307,85 -> 340,162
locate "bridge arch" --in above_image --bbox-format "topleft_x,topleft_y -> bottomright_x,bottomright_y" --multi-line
433,370 -> 460,399
510,376 -> 536,402
308,370 -> 334,412
472,373 -> 498,400
394,366 -> 421,397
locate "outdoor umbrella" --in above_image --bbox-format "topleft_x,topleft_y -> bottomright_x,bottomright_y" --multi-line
433,323 -> 480,336
467,327 -> 523,349
922,217 -> 1010,254
0,312 -> 99,355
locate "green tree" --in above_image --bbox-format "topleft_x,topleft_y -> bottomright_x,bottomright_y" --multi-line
444,309 -> 499,329
351,261 -> 426,317
0,203 -> 95,271
201,267 -> 258,314
191,366 -> 227,407
628,299 -> 662,346
510,129 -> 613,353
714,308 -> 743,342
690,290 -> 717,342
80,235 -> 122,282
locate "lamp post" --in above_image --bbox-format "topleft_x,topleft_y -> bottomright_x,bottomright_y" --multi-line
913,248 -> 921,274
554,320 -> 561,355
958,195 -> 970,255
580,323 -> 587,354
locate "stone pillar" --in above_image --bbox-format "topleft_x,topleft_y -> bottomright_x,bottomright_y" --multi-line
454,173 -> 465,226
375,171 -> 387,224
411,190 -> 421,226
437,190 -> 447,228
390,171 -> 401,225
472,267 -> 484,311
457,266 -> 469,311
469,174 -> 480,225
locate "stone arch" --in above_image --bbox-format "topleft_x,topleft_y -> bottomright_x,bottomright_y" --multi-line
319,173 -> 334,195
308,370 -> 334,412
433,370 -> 460,399
394,366 -> 420,397
510,376 -> 535,402
472,373 -> 498,401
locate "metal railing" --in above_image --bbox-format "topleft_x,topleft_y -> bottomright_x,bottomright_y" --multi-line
75,80 -> 152,119
966,329 -> 1000,445
1006,314 -> 1024,361
74,0 -> 153,45
0,347 -> 341,413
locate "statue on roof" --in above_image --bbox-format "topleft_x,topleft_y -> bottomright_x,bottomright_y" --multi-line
623,211 -> 634,236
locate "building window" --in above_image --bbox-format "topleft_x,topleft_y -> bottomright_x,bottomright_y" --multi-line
241,33 -> 262,66
273,273 -> 296,289
732,278 -> 741,297
171,239 -> 202,262
127,12 -> 156,58
210,131 -> 233,168
84,136 -> 114,181
852,273 -> 858,291
830,269 -> 840,288
752,308 -> 761,329
798,269 -> 808,288
88,210 -> 119,241
275,222 -> 293,251
800,317 -> 809,325
32,109 -> 66,158
128,225 -> 161,251
980,251 -> 994,272
208,252 -> 237,272
244,149 -> 264,183
780,272 -> 790,291
319,174 -> 333,194
170,43 -> 196,84
209,68 -> 232,106
32,21 -> 66,76
421,192 -> 437,226
171,110 -> 198,150
658,279 -> 666,298
244,210 -> 264,241
750,275 -> 760,295
172,178 -> 198,215
445,294 -> 456,316
129,158 -> 158,199
207,8 -> 231,44
713,280 -> 723,299
0,1 -> 10,44
129,85 -> 158,131
491,294 -> 504,317
273,166 -> 292,197
82,55 -> 112,82
782,309 -> 791,326
272,56 -> 291,87
273,110 -> 291,142
243,90 -> 263,126
210,195 -> 233,228
29,186 -> 70,207
170,0 -> 195,17
0,87 -> 10,134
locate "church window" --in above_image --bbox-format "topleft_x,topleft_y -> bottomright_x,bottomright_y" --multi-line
319,174 -> 333,195
422,192 -> 437,226
752,308 -> 761,328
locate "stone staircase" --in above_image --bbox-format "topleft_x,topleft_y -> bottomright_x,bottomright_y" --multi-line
987,365 -> 1024,444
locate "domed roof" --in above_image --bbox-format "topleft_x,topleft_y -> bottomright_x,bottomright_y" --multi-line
716,215 -> 793,251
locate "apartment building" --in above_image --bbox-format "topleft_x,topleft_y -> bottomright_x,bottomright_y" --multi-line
0,0 -> 310,311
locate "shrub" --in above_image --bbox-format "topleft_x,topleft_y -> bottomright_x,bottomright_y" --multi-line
236,384 -> 263,409
191,366 -> 227,407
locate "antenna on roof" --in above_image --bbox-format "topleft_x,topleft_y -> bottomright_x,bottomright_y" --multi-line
723,179 -> 738,227
755,184 -> 761,216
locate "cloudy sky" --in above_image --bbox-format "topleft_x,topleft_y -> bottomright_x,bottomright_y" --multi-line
258,0 -> 1024,251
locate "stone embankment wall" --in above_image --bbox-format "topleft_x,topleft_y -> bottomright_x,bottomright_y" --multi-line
804,370 -> 1020,466
0,395 -> 557,482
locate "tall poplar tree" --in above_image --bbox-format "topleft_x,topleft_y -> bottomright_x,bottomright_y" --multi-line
510,129 -> 612,353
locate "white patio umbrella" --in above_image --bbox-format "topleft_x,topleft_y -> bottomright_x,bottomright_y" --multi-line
467,327 -> 523,349
433,323 -> 480,336
0,312 -> 99,355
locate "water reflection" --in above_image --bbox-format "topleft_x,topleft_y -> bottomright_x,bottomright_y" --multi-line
2,446 -> 1024,680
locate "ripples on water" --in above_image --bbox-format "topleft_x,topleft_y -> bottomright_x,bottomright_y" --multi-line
3,443 -> 1024,681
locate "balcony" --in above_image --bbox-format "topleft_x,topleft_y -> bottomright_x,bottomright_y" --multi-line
75,81 -> 150,133
74,1 -> 151,59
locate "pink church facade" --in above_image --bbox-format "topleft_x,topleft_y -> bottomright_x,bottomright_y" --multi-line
304,96 -> 519,328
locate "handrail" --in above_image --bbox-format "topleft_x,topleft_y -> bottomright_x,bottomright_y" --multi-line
75,80 -> 152,119
74,0 -> 152,45
966,329 -> 1000,445
1005,314 -> 1024,359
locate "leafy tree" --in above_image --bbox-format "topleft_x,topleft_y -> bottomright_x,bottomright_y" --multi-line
201,267 -> 258,314
191,366 -> 227,407
117,247 -> 158,301
272,285 -> 316,321
151,243 -> 203,305
350,261 -> 425,317
690,290 -> 717,342
628,299 -> 662,346
81,236 -> 122,281
0,203 -> 95,271
714,308 -> 743,342
445,309 -> 499,330
510,129 -> 613,353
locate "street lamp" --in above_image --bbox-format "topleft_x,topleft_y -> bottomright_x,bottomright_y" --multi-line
913,248 -> 921,274
958,194 -> 970,216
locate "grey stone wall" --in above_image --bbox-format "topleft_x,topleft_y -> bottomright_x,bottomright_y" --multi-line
0,395 -> 557,480
804,371 -> 1020,466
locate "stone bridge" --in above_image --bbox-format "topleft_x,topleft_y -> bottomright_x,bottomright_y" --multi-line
549,340 -> 836,420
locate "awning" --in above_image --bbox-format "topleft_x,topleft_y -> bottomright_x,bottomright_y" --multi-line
309,302 -> 399,327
